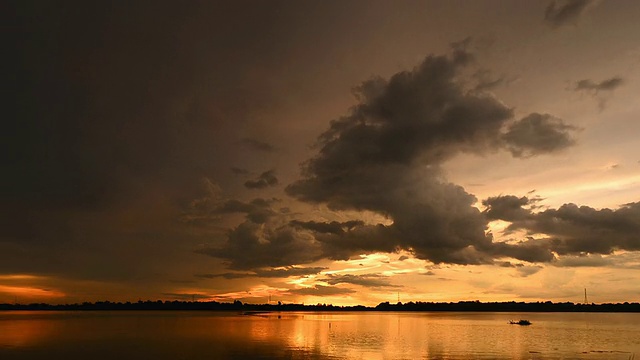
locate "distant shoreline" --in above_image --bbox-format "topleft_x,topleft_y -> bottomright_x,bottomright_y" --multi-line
2,300 -> 639,312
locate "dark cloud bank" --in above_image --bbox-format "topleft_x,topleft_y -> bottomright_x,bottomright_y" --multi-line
2,1 -> 301,280
194,47 -> 637,274
484,196 -> 640,256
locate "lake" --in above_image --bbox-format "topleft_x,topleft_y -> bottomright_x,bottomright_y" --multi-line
0,311 -> 638,359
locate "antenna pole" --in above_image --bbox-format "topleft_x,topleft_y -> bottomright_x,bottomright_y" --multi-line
584,288 -> 588,304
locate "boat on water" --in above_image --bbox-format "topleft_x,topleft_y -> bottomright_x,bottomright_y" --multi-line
509,319 -> 531,325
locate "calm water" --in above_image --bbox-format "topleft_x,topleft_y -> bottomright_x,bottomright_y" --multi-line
0,311 -> 638,359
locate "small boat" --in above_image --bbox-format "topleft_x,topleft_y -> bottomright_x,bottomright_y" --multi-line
509,319 -> 531,325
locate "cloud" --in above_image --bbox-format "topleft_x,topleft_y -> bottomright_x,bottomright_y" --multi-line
219,198 -> 278,224
196,266 -> 326,279
241,138 -> 277,152
501,113 -> 577,158
189,185 -> 324,271
498,261 -> 529,268
515,265 -> 543,277
289,285 -> 355,296
290,220 -> 365,234
488,238 -> 556,263
182,187 -> 278,225
574,77 -> 624,109
575,77 -> 624,92
298,223 -> 400,262
284,46 -> 575,265
200,47 -> 578,271
526,202 -> 640,255
544,0 -> 597,28
244,170 -> 279,189
484,196 -> 640,256
552,254 -> 613,267
483,195 -> 534,222
197,220 -> 324,270
322,273 -> 401,288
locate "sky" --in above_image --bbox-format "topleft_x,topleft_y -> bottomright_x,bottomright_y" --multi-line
4,0 -> 640,306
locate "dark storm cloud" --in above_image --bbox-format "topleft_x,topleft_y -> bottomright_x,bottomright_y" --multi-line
501,113 -> 577,158
289,285 -> 355,296
283,47 -> 576,265
198,47 -> 583,271
484,196 -> 640,257
552,254 -> 613,267
6,1 -> 278,210
241,138 -> 277,153
525,202 -> 640,255
323,273 -> 401,288
314,224 -> 403,262
544,0 -> 596,28
190,186 -> 324,270
487,238 -> 556,263
195,266 -> 326,280
196,221 -> 324,270
244,170 -> 279,189
3,1 -> 302,280
289,220 -> 366,234
482,195 -> 533,222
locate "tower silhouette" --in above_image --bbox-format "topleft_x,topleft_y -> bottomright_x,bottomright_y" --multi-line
584,288 -> 588,304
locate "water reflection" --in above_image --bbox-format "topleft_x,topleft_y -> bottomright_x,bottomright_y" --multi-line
0,311 -> 638,359
0,312 -> 57,347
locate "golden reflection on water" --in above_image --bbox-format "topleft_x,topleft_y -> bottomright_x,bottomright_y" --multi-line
250,312 -> 640,359
0,311 -> 639,359
0,313 -> 57,347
